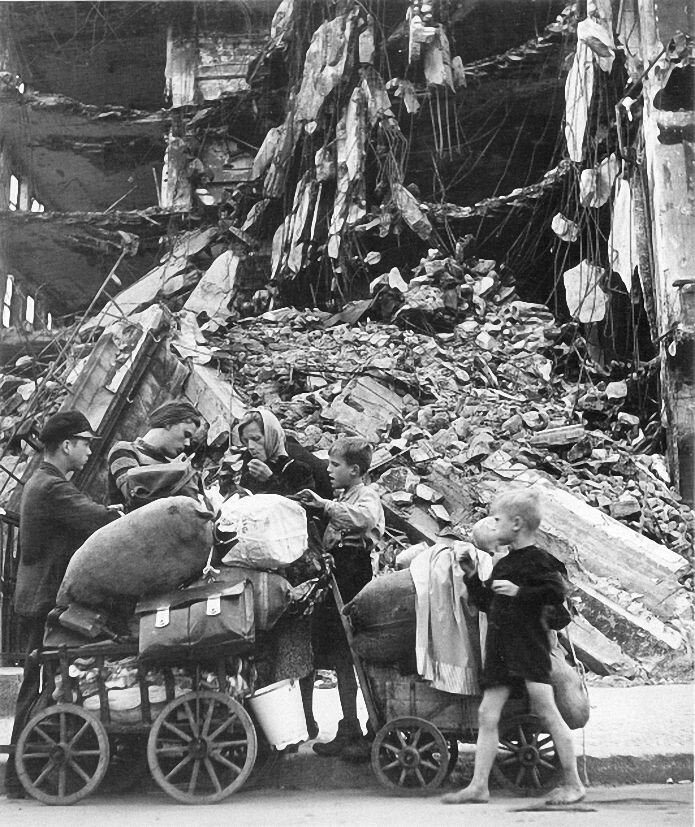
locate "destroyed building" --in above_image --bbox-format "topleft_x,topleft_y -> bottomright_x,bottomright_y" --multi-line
0,1 -> 693,682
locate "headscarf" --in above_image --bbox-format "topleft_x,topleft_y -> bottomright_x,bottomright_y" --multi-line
240,408 -> 287,462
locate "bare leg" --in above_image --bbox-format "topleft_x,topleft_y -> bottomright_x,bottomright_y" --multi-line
299,674 -> 318,737
525,681 -> 586,805
442,685 -> 511,804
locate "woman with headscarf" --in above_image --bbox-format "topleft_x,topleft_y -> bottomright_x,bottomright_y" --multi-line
235,408 -> 328,747
238,409 -> 319,496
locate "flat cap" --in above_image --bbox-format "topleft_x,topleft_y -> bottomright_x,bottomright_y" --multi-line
39,411 -> 98,444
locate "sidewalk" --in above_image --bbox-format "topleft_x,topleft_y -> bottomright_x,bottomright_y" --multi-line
1,681 -> 692,792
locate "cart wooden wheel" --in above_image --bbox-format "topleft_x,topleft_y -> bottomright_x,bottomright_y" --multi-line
492,713 -> 561,795
147,691 -> 257,804
16,703 -> 110,805
371,716 -> 450,794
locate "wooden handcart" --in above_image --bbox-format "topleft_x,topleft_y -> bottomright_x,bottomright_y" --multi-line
332,575 -> 562,796
12,640 -> 258,805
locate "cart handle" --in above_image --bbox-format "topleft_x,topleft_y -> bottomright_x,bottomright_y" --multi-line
329,573 -> 381,735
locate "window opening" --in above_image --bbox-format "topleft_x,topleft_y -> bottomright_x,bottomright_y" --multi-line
25,295 -> 35,325
2,274 -> 15,327
9,175 -> 19,210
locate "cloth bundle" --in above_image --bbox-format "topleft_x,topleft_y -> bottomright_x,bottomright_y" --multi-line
219,494 -> 308,569
410,544 -> 481,696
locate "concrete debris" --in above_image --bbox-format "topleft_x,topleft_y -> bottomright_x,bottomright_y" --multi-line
1,245 -> 693,683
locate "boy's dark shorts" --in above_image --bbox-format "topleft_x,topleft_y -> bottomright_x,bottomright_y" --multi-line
312,547 -> 372,668
481,623 -> 553,691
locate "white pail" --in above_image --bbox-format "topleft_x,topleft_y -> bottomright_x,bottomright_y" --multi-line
248,678 -> 308,750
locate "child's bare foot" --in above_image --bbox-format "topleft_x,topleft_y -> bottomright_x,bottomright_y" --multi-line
441,786 -> 489,805
545,784 -> 586,806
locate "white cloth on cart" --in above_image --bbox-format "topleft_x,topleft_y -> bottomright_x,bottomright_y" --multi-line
410,544 -> 480,695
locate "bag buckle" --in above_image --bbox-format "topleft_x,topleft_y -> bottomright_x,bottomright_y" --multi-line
207,596 -> 221,616
155,607 -> 170,628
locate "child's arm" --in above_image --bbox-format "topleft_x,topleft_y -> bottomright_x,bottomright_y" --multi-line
296,489 -> 327,508
323,487 -> 383,532
463,571 -> 493,612
516,569 -> 568,606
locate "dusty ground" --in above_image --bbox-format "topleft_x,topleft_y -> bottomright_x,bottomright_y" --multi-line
1,784 -> 693,826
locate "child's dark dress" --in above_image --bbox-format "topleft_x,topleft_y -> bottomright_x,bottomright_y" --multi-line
466,545 -> 568,688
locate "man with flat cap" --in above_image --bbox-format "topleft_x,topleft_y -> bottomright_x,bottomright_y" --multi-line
107,400 -> 204,511
4,410 -> 119,798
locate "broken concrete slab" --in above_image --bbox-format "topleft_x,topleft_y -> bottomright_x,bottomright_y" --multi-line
184,363 -> 247,445
328,375 -> 404,442
184,249 -> 239,321
563,613 -> 638,677
477,471 -> 690,622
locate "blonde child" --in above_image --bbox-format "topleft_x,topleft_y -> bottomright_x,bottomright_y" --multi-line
443,489 -> 585,806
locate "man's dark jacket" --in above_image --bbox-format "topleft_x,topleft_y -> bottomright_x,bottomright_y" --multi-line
14,462 -> 118,618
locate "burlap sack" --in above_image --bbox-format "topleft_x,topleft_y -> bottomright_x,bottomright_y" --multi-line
57,496 -> 214,608
344,570 -> 416,663
550,637 -> 590,730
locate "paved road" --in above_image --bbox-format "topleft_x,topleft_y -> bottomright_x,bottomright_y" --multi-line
2,784 -> 693,826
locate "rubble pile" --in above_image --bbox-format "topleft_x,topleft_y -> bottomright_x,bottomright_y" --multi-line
0,246 -> 692,681
192,250 -> 693,564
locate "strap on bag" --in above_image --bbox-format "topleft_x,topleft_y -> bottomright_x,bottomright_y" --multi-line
563,621 -> 590,786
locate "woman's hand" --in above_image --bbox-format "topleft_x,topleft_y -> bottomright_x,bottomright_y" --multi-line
491,579 -> 519,597
247,459 -> 273,482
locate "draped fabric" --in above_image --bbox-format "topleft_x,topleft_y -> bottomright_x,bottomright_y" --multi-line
410,544 -> 481,696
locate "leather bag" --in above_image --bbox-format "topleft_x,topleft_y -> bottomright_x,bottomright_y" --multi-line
136,579 -> 255,662
214,565 -> 292,631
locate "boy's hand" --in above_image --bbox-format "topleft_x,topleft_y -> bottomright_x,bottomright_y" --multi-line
454,544 -> 477,576
491,579 -> 519,597
296,489 -> 326,509
247,459 -> 273,482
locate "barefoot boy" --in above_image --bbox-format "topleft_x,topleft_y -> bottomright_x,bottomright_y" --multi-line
443,488 -> 585,806
298,438 -> 385,760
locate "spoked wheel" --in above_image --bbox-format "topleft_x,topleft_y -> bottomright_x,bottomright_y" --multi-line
492,713 -> 561,796
16,703 -> 109,805
371,717 -> 449,794
147,691 -> 257,804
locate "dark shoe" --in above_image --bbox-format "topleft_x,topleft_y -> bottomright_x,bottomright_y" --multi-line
340,736 -> 372,763
312,719 -> 360,757
4,786 -> 26,800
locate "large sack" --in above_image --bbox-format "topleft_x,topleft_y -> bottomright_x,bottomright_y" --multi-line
58,496 -> 214,607
219,494 -> 307,569
550,637 -> 590,730
344,570 -> 416,663
351,622 -> 416,664
344,569 -> 416,629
